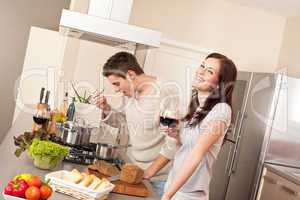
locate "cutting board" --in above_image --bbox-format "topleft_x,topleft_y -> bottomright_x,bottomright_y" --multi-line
88,169 -> 150,197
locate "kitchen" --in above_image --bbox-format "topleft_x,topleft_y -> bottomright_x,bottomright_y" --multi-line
1,0 -> 300,200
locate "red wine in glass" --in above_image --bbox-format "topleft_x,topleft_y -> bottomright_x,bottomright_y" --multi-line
160,116 -> 179,128
33,116 -> 49,125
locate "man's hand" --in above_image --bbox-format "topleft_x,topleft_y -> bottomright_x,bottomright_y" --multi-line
92,90 -> 111,115
143,155 -> 170,180
143,168 -> 152,180
161,193 -> 172,200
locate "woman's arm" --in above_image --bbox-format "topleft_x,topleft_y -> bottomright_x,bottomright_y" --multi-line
162,120 -> 227,200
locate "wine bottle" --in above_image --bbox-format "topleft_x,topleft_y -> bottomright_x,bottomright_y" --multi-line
66,97 -> 76,121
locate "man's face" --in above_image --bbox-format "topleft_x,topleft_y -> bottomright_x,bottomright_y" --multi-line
107,74 -> 134,97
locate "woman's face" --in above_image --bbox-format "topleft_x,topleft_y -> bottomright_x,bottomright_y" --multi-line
192,57 -> 221,92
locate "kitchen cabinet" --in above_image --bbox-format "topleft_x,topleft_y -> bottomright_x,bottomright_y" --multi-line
13,27 -> 69,122
143,42 -> 209,115
88,0 -> 133,23
257,167 -> 300,200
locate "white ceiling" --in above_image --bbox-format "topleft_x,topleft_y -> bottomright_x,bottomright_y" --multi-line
227,0 -> 300,17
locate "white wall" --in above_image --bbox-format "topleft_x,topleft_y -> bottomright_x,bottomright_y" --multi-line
129,0 -> 286,72
277,16 -> 300,78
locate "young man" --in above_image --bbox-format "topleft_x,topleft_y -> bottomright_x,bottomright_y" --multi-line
94,52 -> 179,195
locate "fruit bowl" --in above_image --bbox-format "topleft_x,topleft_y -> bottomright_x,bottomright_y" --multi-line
2,192 -> 25,200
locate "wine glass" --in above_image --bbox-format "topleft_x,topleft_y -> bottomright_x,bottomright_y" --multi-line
159,108 -> 179,129
33,103 -> 50,128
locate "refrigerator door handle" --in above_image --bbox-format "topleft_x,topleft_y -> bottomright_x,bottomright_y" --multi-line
231,110 -> 241,140
232,135 -> 242,173
226,110 -> 241,175
228,112 -> 246,175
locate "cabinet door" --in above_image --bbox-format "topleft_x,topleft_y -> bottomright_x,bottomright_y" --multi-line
143,44 -> 208,115
14,27 -> 68,122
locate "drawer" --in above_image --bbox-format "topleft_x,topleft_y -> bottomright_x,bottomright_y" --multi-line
257,167 -> 300,200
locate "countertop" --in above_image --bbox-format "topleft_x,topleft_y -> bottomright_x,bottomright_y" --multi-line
264,163 -> 300,185
0,111 -> 160,200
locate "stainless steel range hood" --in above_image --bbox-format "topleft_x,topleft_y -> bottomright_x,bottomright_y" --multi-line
59,0 -> 161,49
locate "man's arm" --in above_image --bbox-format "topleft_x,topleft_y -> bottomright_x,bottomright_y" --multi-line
144,154 -> 170,179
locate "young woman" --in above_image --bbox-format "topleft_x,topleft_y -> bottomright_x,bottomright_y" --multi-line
161,53 -> 237,200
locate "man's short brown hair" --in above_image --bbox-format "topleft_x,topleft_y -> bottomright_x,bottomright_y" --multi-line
102,52 -> 144,78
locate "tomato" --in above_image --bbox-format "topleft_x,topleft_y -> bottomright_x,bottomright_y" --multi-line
25,186 -> 41,200
27,176 -> 41,187
40,185 -> 52,199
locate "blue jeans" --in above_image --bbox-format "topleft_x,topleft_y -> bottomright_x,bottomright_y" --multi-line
150,180 -> 166,197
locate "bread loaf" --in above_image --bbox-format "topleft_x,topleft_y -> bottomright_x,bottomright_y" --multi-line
88,175 -> 102,190
95,178 -> 111,192
91,160 -> 119,176
120,164 -> 144,184
63,169 -> 83,184
78,173 -> 93,187
63,169 -> 112,191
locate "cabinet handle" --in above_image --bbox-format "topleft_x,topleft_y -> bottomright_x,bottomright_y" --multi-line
280,184 -> 300,196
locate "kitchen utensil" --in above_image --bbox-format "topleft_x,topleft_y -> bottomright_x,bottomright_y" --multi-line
95,143 -> 118,160
77,126 -> 93,145
62,121 -> 78,145
95,143 -> 131,160
39,87 -> 45,103
55,122 -> 64,138
45,90 -> 50,104
90,88 -> 105,105
107,175 -> 120,182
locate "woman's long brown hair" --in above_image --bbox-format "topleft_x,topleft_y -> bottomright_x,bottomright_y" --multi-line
182,53 -> 237,127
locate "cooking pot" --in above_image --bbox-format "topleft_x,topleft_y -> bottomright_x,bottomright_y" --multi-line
62,121 -> 78,145
95,143 -> 131,160
58,121 -> 93,145
77,126 -> 93,145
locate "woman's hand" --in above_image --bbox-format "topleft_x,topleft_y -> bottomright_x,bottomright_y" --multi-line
160,126 -> 181,146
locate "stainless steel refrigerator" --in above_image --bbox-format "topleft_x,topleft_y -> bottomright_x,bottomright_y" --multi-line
210,72 -> 283,200
263,75 -> 300,166
251,74 -> 300,199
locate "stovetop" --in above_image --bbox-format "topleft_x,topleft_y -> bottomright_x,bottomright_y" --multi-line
63,144 -> 125,167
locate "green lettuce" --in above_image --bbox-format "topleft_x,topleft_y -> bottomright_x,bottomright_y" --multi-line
29,139 -> 69,159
